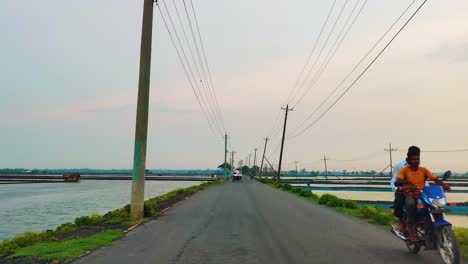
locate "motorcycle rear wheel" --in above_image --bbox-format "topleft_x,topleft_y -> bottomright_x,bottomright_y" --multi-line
437,225 -> 460,264
405,241 -> 421,254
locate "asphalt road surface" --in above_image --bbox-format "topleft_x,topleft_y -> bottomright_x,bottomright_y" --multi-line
75,177 -> 455,264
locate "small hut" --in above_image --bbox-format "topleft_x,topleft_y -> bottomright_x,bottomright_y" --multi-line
63,173 -> 81,182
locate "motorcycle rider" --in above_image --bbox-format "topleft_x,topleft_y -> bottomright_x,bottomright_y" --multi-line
390,146 -> 421,232
395,149 -> 451,242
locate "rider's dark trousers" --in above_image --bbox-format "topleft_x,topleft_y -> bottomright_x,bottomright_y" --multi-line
405,195 -> 417,225
393,191 -> 405,219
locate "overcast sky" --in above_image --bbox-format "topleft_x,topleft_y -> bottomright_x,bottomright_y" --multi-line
1,0 -> 467,172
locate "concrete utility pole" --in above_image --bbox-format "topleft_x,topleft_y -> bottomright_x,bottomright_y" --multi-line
384,143 -> 397,176
259,137 -> 269,176
254,148 -> 257,169
322,155 -> 329,182
294,160 -> 299,175
131,0 -> 156,220
224,134 -> 227,178
277,104 -> 293,182
231,151 -> 236,170
248,153 -> 251,167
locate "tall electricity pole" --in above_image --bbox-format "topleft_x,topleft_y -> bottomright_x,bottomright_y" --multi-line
322,155 -> 329,182
294,160 -> 299,174
253,148 -> 257,170
231,151 -> 236,170
248,153 -> 251,167
224,134 -> 227,178
131,0 -> 156,220
384,143 -> 397,176
259,137 -> 269,177
277,105 -> 293,182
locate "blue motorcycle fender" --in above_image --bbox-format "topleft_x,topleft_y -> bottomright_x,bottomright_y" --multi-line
434,220 -> 452,228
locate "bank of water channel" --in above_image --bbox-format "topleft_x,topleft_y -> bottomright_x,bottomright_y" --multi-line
297,185 -> 468,216
0,180 -> 201,241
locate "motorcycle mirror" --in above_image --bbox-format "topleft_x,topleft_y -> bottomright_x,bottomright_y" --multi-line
442,170 -> 452,181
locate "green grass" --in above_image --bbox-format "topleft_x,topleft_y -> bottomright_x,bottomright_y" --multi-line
9,229 -> 123,261
454,227 -> 468,259
257,178 -> 468,258
0,180 -> 222,260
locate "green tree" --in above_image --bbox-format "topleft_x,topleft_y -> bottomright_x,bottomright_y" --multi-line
241,165 -> 250,174
218,162 -> 232,172
251,165 -> 260,175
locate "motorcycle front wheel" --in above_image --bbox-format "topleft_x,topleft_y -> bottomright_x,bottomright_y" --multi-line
437,225 -> 460,264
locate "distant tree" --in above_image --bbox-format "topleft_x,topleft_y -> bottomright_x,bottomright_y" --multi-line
250,165 -> 260,175
310,171 -> 319,177
218,162 -> 232,172
241,165 -> 250,174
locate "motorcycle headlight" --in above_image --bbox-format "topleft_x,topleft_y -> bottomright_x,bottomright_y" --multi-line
430,198 -> 447,208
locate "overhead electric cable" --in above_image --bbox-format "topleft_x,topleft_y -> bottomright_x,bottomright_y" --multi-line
188,0 -> 226,132
287,0 -> 351,106
291,0 -> 368,108
157,4 -> 222,140
170,0 -> 203,82
289,0 -> 417,137
160,0 -> 224,136
170,0 -> 225,134
282,0 -> 338,106
181,0 -> 224,133
401,149 -> 468,153
288,0 -> 426,139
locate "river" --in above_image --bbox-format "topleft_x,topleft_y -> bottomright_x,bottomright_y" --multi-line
0,180 -> 200,241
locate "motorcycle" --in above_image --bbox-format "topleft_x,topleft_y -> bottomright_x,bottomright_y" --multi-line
391,184 -> 460,264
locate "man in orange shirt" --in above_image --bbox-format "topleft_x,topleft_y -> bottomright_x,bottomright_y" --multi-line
395,148 -> 451,242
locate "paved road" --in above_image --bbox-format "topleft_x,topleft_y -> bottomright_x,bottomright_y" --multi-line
75,177 -> 451,264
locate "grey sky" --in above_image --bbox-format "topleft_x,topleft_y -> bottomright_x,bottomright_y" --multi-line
1,0 -> 467,172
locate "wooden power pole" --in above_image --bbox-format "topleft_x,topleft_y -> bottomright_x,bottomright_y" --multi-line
277,104 -> 293,182
259,137 -> 269,177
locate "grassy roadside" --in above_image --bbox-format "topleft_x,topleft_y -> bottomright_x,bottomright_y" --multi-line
0,180 -> 222,263
257,177 -> 468,259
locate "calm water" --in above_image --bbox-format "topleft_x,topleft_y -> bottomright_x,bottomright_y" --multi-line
0,180 -> 200,241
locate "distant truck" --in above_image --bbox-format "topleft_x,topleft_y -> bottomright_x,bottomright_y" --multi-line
63,173 -> 81,182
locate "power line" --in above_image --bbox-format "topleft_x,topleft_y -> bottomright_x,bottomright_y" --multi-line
181,0 -> 225,133
286,0 -> 351,106
157,3 -> 222,140
291,0 -> 368,108
188,0 -> 226,132
288,0 -> 417,137
288,0 -> 428,139
159,0 -> 223,137
170,0 -> 203,84
398,149 -> 468,153
282,0 -> 338,106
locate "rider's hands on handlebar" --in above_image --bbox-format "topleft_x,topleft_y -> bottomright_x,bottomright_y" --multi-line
409,185 -> 419,191
442,183 -> 451,192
